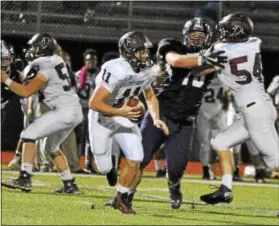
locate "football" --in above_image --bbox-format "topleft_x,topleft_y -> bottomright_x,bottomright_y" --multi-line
127,98 -> 145,123
127,97 -> 140,107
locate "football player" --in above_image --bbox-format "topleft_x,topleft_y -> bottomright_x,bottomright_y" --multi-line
1,33 -> 83,194
197,76 -> 229,180
200,13 -> 279,205
88,31 -> 169,214
138,17 -> 227,209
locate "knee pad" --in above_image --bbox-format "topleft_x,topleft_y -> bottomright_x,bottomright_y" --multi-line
211,136 -> 230,151
21,129 -> 38,141
95,155 -> 112,175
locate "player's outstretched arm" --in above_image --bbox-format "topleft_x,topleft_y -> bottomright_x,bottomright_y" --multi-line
1,70 -> 47,97
143,87 -> 169,135
165,51 -> 201,68
89,85 -> 141,120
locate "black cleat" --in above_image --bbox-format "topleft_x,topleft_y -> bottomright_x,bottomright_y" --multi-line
52,178 -> 80,194
2,170 -> 32,192
255,168 -> 266,183
106,167 -> 118,187
155,169 -> 166,178
168,181 -> 182,209
200,184 -> 233,205
233,167 -> 242,182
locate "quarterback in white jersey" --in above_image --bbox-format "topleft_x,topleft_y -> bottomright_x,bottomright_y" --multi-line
197,76 -> 228,179
88,31 -> 169,214
1,33 -> 83,194
200,13 -> 279,205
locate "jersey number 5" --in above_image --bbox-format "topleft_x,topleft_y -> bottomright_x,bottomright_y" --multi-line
55,63 -> 71,91
229,53 -> 263,85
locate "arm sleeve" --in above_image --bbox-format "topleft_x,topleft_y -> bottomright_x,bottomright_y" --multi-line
157,38 -> 182,60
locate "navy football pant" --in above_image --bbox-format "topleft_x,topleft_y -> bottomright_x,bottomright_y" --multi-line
140,111 -> 194,183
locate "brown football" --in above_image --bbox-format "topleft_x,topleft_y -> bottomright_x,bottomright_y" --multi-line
127,98 -> 139,107
127,98 -> 145,123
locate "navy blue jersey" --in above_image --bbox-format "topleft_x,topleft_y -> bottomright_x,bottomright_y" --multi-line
156,38 -> 214,124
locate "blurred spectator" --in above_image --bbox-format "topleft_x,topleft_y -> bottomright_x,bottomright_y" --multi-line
75,48 -> 99,173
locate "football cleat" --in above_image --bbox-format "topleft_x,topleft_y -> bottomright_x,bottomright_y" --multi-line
105,196 -> 116,208
200,184 -> 233,205
7,155 -> 21,171
168,181 -> 182,209
255,168 -> 266,183
114,191 -> 136,214
52,178 -> 80,194
2,170 -> 32,192
233,167 -> 242,182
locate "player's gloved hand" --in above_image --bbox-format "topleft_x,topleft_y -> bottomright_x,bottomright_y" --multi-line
154,119 -> 169,136
118,99 -> 142,121
200,45 -> 228,69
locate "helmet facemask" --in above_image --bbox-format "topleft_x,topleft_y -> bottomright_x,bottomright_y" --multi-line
182,18 -> 213,52
186,31 -> 207,52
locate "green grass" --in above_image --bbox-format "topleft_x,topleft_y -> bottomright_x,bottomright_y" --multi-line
2,171 -> 279,225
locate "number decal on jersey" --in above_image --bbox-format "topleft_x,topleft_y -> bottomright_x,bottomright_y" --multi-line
54,63 -> 71,91
204,87 -> 224,103
182,73 -> 205,88
230,53 -> 263,85
114,86 -> 141,107
102,69 -> 111,83
229,56 -> 252,85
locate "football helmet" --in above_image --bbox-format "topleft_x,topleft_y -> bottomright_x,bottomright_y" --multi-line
217,12 -> 254,43
25,33 -> 57,61
182,17 -> 213,51
119,31 -> 153,70
1,40 -> 12,71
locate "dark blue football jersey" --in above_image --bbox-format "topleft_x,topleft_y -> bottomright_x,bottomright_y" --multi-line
156,38 -> 214,124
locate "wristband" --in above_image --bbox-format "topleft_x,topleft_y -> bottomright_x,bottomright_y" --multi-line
4,78 -> 13,86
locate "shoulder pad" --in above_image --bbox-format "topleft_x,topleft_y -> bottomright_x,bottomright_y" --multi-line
157,38 -> 182,60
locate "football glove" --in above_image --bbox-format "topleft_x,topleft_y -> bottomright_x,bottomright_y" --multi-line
200,45 -> 228,69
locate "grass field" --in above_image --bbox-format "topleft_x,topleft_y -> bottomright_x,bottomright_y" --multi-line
1,170 -> 279,225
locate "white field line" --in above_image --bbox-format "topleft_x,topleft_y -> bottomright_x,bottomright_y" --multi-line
2,170 -> 278,188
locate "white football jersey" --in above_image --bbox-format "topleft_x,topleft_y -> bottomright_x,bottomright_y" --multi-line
93,57 -> 156,114
199,76 -> 226,118
214,37 -> 269,108
75,69 -> 98,108
24,55 -> 80,109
